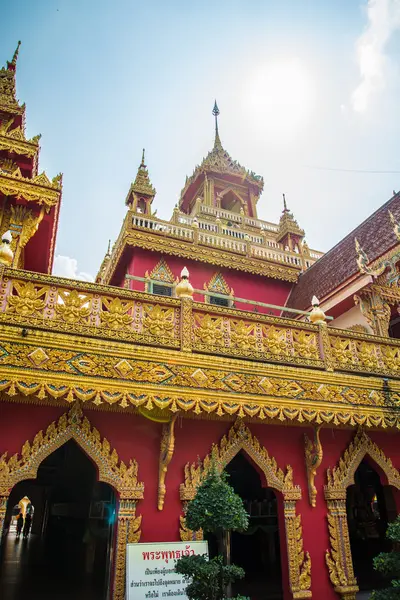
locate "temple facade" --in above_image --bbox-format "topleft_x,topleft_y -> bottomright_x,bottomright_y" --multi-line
0,43 -> 400,600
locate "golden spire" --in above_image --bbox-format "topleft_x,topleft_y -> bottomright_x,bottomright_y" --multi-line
125,149 -> 156,204
8,41 -> 21,69
283,193 -> 289,213
212,100 -> 222,150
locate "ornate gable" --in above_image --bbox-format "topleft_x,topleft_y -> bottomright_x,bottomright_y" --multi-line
205,272 -> 232,295
148,258 -> 175,283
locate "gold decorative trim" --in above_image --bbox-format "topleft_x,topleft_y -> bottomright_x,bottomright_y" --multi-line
205,272 -> 232,296
0,402 -> 144,499
304,426 -> 323,507
0,172 -> 61,210
109,229 -> 300,283
179,420 -> 312,598
324,430 -> 400,600
158,414 -> 177,510
180,419 -> 300,501
0,402 -> 144,600
325,429 -> 400,499
148,258 -> 175,284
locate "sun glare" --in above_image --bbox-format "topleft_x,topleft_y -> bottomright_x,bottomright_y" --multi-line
246,59 -> 315,137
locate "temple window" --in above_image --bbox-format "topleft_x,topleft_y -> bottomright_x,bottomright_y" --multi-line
204,272 -> 233,307
137,197 -> 146,214
145,258 -> 176,296
220,190 -> 243,213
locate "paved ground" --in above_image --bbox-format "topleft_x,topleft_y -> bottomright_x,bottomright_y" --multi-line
357,593 -> 372,599
0,533 -> 103,600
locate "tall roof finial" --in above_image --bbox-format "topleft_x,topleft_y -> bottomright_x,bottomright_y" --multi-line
140,148 -> 146,167
212,100 -> 222,149
8,41 -> 21,69
106,239 -> 111,255
283,193 -> 288,212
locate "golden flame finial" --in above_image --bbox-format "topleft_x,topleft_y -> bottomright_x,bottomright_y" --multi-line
212,100 -> 222,150
8,41 -> 21,69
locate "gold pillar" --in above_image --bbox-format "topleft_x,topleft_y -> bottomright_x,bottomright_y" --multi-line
325,497 -> 358,600
113,500 -> 142,600
0,494 -> 9,541
283,499 -> 312,599
180,297 -> 193,352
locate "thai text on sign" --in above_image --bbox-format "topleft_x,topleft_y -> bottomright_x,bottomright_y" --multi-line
126,541 -> 208,600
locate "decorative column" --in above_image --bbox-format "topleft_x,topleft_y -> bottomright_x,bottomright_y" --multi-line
325,496 -> 358,600
176,267 -> 193,352
354,291 -> 391,337
113,499 -> 142,600
283,499 -> 312,599
0,494 -> 9,541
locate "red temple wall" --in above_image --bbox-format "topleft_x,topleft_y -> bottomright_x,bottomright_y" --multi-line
126,248 -> 292,313
2,402 -> 400,598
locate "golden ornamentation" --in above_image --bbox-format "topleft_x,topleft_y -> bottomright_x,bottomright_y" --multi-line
110,229 -> 300,284
348,324 -> 369,334
354,292 -> 391,337
194,313 -> 224,347
230,320 -> 257,351
143,304 -> 175,338
0,402 -> 144,498
318,322 -> 334,371
114,500 -> 142,600
304,426 -> 322,507
324,430 -> 400,599
148,258 -> 175,284
205,272 -> 232,296
180,297 -> 193,352
8,205 -> 45,267
292,329 -> 318,360
56,289 -> 92,324
283,504 -> 312,598
325,429 -> 400,498
0,402 -> 144,600
158,414 -> 177,510
101,297 -> 133,330
0,171 -> 61,210
180,420 -> 311,597
181,420 -> 300,503
6,281 -> 48,317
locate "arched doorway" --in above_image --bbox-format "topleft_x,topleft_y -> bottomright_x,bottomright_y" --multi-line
346,459 -> 396,593
0,439 -> 116,600
226,451 -> 283,600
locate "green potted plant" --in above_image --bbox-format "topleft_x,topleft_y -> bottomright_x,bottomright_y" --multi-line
175,460 -> 249,600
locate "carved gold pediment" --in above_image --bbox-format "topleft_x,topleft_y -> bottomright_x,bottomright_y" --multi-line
0,402 -> 144,500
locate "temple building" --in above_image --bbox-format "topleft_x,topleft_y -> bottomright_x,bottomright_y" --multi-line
1,43 -> 400,600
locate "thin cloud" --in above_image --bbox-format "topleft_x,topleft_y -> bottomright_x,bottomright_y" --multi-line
53,255 -> 94,282
351,0 -> 400,112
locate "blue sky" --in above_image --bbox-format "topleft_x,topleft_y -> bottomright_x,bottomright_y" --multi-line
3,0 -> 400,280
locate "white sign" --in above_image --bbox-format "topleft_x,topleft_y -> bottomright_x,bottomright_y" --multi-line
126,541 -> 208,600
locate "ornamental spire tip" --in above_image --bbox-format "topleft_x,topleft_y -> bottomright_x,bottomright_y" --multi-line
8,41 -> 21,69
212,100 -> 222,150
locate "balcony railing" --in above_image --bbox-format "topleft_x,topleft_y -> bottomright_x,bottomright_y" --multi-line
0,268 -> 399,379
130,214 -> 312,267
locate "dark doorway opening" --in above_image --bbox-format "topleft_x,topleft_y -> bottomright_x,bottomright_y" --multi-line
346,459 -> 396,592
227,451 -> 283,600
0,440 -> 116,600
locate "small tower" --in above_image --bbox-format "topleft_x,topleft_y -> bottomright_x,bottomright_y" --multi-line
179,102 -> 264,217
276,194 -> 305,252
125,149 -> 156,215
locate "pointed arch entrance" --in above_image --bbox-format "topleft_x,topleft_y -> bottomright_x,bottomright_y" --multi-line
0,403 -> 144,600
324,429 -> 400,600
180,420 -> 312,599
